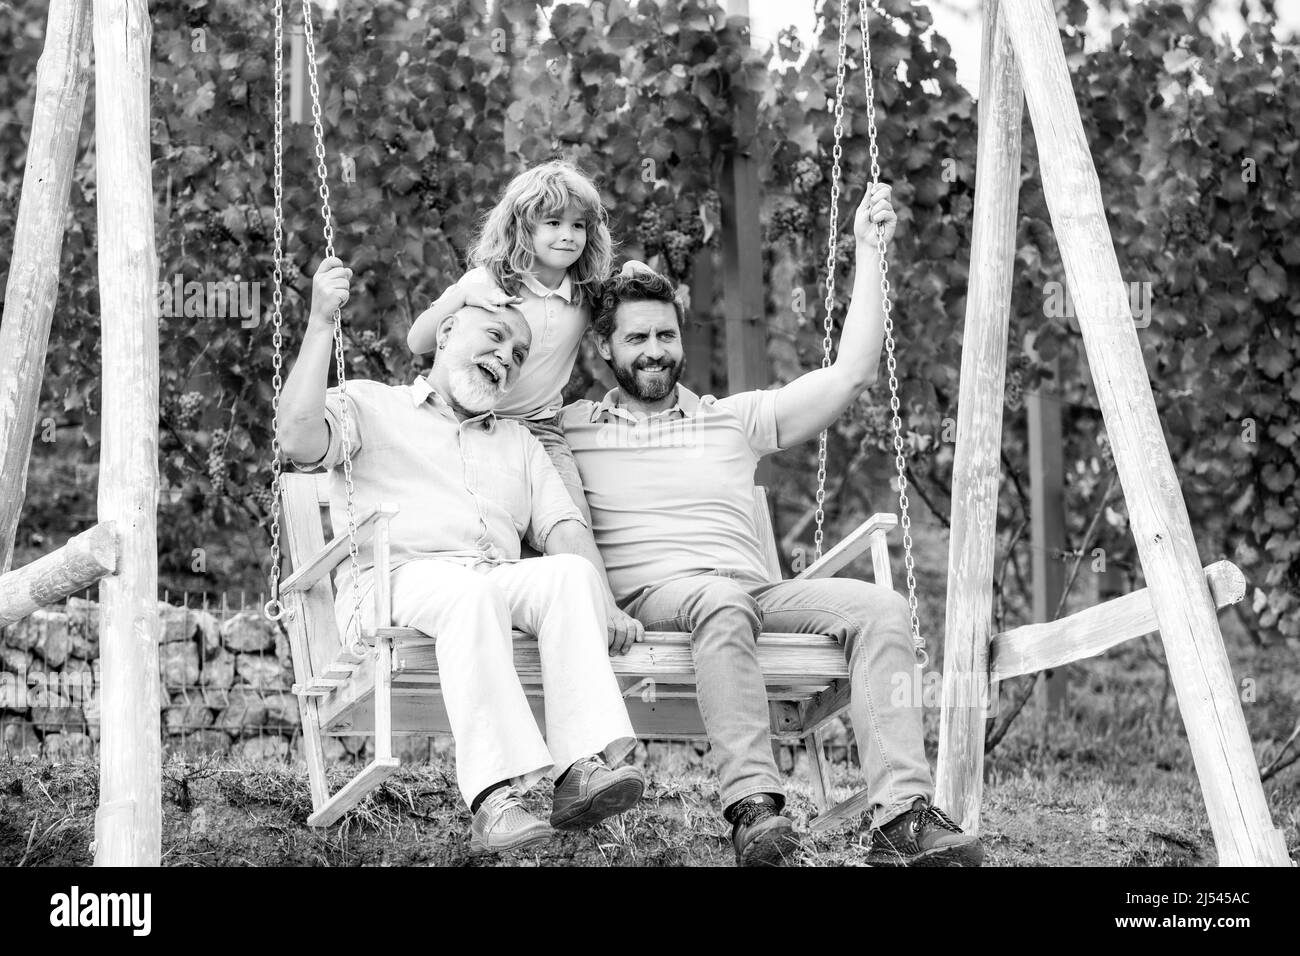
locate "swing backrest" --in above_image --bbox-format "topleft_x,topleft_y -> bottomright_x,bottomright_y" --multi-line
279,472 -> 347,683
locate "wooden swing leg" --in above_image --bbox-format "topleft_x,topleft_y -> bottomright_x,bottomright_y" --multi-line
306,518 -> 401,827
299,689 -> 331,813
803,729 -> 833,814
803,701 -> 872,835
307,755 -> 400,827
306,632 -> 399,827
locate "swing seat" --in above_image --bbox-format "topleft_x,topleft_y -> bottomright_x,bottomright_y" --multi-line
276,471 -> 899,828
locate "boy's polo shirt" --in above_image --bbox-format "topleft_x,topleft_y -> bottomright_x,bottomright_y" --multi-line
457,267 -> 586,420
561,385 -> 786,604
290,375 -> 584,596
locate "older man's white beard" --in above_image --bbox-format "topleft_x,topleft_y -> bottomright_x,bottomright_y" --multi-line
447,363 -> 505,415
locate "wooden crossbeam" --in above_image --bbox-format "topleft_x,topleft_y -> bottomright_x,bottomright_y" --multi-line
807,562 -> 1250,836
0,522 -> 118,627
990,560 -> 1247,682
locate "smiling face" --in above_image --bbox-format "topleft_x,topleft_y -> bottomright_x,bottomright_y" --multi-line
597,299 -> 685,403
432,306 -> 532,417
530,202 -> 588,276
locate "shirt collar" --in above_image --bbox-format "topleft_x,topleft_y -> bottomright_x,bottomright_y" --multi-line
519,271 -> 573,302
410,375 -> 497,430
591,384 -> 700,422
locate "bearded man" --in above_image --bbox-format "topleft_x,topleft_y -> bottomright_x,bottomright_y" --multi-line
562,187 -> 984,868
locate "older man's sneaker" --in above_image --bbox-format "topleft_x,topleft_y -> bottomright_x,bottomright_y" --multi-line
866,798 -> 984,867
550,755 -> 645,830
728,793 -> 803,867
470,786 -> 554,855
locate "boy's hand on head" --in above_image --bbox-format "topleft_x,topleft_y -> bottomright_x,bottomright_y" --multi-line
620,259 -> 656,278
464,286 -> 523,313
854,182 -> 897,251
310,256 -> 353,326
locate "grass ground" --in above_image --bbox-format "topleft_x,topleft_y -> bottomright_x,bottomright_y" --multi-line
2,629 -> 1296,867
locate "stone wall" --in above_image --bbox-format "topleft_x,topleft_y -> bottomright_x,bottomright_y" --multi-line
1,597 -> 854,768
0,597 -> 332,761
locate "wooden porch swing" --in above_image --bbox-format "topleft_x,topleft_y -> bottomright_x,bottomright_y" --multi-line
277,474 -> 897,826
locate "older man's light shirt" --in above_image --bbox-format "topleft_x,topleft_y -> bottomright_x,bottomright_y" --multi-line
291,375 -> 584,599
562,385 -> 784,604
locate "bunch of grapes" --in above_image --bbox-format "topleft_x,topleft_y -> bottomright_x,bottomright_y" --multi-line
414,179 -> 441,212
414,159 -> 447,213
769,201 -> 813,242
1096,430 -> 1116,470
1005,366 -> 1025,412
207,428 -> 229,496
1163,206 -> 1210,244
792,156 -> 822,195
858,401 -> 894,452
834,233 -> 856,270
251,483 -> 275,516
948,192 -> 974,223
174,391 -> 203,429
679,207 -> 705,245
662,229 -> 695,277
204,210 -> 235,245
636,205 -> 666,252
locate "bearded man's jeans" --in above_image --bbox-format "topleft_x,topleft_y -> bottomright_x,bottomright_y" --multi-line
623,571 -> 934,828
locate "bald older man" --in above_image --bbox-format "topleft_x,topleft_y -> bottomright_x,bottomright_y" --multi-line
277,257 -> 644,855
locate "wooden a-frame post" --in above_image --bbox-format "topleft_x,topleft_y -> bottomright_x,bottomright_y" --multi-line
0,0 -> 121,628
935,0 -> 1022,834
91,0 -> 161,867
0,0 -> 93,575
936,0 -> 1290,866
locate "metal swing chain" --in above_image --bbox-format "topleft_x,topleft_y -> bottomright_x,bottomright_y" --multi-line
301,0 -> 367,655
812,0 -> 850,566
264,0 -> 288,623
858,0 -> 926,667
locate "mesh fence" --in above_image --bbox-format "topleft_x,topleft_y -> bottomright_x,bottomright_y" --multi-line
0,589 -> 858,770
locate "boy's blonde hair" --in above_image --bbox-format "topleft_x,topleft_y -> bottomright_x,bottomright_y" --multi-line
467,160 -> 614,307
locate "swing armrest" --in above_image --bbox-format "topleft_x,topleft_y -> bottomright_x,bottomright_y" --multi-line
279,503 -> 400,596
796,513 -> 897,584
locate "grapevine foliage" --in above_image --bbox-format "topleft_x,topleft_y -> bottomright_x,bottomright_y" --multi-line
0,0 -> 1295,642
